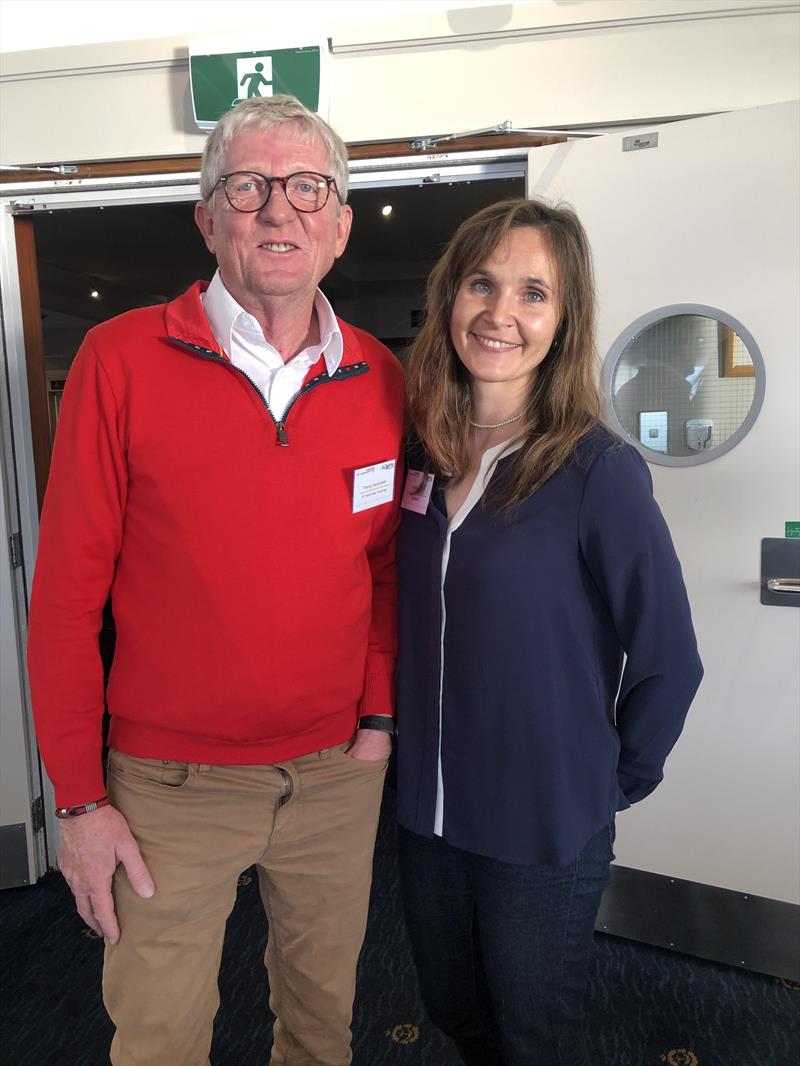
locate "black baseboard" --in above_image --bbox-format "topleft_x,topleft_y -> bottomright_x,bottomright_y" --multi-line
597,864 -> 800,981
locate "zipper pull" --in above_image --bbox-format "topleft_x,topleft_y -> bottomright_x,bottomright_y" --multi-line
276,421 -> 289,447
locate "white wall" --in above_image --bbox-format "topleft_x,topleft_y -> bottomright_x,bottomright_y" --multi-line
1,1 -> 798,164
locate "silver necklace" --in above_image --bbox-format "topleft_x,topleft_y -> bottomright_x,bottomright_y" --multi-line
469,412 -> 524,430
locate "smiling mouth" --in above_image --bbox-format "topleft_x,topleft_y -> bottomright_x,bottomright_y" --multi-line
471,332 -> 522,351
259,242 -> 297,253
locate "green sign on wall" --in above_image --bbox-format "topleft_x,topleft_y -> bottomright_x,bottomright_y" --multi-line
190,44 -> 324,129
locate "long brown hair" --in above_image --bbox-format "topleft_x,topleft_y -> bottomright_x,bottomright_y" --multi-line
406,197 -> 602,508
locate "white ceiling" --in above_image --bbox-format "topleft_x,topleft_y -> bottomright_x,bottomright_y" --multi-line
0,0 -> 511,54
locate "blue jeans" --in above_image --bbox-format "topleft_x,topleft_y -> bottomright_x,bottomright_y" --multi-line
397,823 -> 614,1066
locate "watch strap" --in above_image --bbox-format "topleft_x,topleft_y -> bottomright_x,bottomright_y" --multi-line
357,715 -> 396,736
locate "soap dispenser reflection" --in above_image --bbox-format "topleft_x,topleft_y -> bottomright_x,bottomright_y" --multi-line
686,419 -> 713,451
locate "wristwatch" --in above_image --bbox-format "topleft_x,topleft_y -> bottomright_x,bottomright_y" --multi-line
357,715 -> 396,737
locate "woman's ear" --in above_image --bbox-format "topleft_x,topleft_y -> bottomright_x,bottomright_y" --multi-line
549,324 -> 566,356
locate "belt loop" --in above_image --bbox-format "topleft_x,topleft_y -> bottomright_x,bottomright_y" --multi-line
198,764 -> 212,774
319,748 -> 330,760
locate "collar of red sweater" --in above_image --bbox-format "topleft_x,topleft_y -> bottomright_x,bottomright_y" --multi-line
164,280 -> 368,369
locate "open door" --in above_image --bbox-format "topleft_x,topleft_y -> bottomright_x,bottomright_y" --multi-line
529,101 -> 800,978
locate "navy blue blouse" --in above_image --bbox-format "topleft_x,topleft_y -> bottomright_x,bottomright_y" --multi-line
396,426 -> 703,866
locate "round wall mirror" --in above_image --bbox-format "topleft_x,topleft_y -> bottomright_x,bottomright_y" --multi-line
604,305 -> 765,466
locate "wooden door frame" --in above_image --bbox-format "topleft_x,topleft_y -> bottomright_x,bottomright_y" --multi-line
0,133 -> 562,185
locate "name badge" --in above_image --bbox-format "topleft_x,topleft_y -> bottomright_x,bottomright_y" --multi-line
353,460 -> 397,513
400,469 -> 434,514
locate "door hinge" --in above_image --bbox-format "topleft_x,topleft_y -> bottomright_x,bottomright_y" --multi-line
8,531 -> 23,569
31,796 -> 45,834
9,201 -> 51,213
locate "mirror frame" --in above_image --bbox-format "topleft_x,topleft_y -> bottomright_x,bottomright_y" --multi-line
603,304 -> 766,467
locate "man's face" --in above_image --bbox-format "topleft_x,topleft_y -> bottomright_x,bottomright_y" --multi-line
195,125 -> 352,312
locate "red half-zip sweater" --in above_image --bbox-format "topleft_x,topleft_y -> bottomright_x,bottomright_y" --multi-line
28,282 -> 405,807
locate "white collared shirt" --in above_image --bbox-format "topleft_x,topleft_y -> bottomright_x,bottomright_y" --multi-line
201,269 -> 343,420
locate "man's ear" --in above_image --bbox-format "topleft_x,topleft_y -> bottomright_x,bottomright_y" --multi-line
334,204 -> 353,259
194,200 -> 216,255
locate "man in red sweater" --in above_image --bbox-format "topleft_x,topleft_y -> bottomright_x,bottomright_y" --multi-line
28,95 -> 404,1066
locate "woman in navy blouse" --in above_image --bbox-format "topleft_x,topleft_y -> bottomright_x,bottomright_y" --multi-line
396,197 -> 703,1065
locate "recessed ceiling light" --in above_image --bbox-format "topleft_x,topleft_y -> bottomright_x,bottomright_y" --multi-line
381,204 -> 393,217
90,289 -> 101,299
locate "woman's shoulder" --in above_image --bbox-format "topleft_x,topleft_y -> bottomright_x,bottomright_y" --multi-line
568,423 -> 658,519
570,422 -> 621,467
567,424 -> 652,497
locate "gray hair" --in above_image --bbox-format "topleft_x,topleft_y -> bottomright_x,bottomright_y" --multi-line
198,94 -> 350,203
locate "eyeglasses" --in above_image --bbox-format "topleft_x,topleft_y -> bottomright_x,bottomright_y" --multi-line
215,171 -> 341,214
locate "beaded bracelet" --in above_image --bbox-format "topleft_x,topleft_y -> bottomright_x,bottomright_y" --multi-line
55,795 -> 111,819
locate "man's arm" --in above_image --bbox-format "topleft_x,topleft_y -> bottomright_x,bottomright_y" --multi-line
349,368 -> 404,763
348,485 -> 400,763
27,337 -> 153,940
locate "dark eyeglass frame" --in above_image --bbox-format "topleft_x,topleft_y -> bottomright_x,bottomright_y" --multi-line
215,171 -> 342,214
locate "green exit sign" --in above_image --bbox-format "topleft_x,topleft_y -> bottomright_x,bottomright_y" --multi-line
189,40 -> 327,130
786,521 -> 800,538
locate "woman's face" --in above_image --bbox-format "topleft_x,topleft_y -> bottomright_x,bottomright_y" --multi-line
450,226 -> 561,393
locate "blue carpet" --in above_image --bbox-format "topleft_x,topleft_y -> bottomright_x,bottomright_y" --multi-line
1,788 -> 798,1065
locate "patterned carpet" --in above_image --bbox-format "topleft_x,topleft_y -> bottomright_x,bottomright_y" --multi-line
1,788 -> 798,1066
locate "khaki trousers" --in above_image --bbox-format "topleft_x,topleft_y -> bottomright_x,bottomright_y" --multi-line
103,743 -> 387,1066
